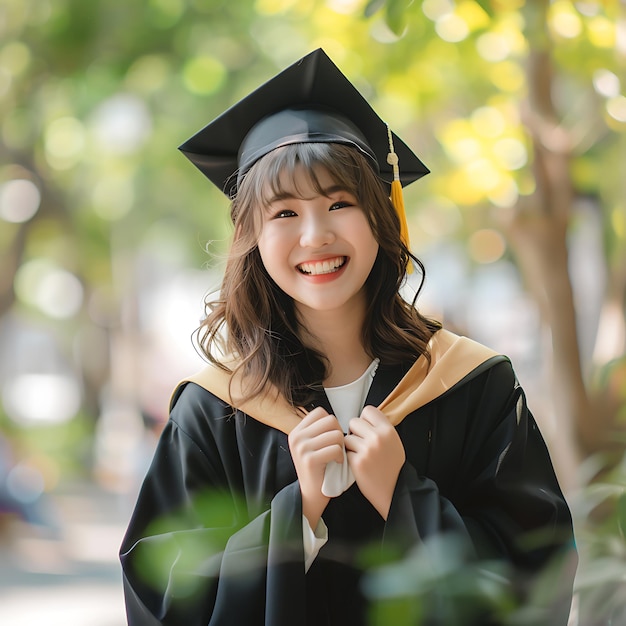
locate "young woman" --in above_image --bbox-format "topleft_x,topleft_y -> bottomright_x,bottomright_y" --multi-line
120,49 -> 576,626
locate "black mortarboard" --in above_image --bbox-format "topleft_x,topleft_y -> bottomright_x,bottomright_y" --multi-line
179,48 -> 429,198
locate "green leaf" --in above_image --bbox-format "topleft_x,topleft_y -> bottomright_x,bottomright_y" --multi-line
385,0 -> 410,36
364,0 -> 386,18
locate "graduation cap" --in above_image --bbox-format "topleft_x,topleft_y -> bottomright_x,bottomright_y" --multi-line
179,48 -> 429,259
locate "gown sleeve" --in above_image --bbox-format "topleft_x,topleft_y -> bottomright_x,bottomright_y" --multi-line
119,383 -> 306,626
382,359 -> 576,621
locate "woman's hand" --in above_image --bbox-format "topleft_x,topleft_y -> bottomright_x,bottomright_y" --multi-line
288,407 -> 345,528
344,406 -> 405,520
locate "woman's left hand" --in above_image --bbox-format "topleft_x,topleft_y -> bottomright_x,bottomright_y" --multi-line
344,406 -> 406,519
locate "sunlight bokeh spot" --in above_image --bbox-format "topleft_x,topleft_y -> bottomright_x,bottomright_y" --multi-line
465,158 -> 501,193
471,106 -> 506,138
3,374 -> 81,425
415,199 -> 462,239
587,15 -> 615,48
326,0 -> 363,15
92,175 -> 135,221
606,96 -> 626,123
493,137 -> 527,170
0,178 -> 41,223
439,119 -> 476,162
183,56 -> 226,95
44,117 -> 85,170
15,259 -> 84,319
436,13 -> 470,42
149,0 -> 184,26
91,94 -> 152,155
476,32 -> 511,62
593,69 -> 620,98
468,228 -> 506,264
452,137 -> 482,163
548,1 -> 583,39
125,55 -> 171,94
444,170 -> 484,205
487,176 -> 519,209
43,273 -> 83,319
422,0 -> 454,21
0,41 -> 31,76
6,463 -> 45,504
377,91 -> 418,128
455,1 -> 490,32
489,61 -> 525,93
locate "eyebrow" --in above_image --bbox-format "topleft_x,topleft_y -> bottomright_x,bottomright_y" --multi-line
266,185 -> 351,205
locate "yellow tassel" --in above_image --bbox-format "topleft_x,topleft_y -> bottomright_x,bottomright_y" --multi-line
387,126 -> 412,273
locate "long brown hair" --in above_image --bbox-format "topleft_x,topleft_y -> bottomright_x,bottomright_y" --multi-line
196,143 -> 441,407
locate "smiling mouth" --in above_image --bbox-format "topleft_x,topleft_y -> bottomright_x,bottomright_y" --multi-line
297,256 -> 347,276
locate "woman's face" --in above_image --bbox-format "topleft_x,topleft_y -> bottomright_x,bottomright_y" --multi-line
256,165 -> 379,319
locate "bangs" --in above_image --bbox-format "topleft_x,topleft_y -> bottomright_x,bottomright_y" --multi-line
241,143 -> 370,208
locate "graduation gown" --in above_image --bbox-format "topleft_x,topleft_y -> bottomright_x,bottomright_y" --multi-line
119,330 -> 576,625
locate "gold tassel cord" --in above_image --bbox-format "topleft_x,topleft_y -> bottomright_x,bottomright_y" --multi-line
387,126 -> 412,274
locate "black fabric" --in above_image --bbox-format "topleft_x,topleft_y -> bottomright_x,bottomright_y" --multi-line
120,359 -> 576,625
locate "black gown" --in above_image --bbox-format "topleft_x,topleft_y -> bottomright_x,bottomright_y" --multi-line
120,332 -> 576,626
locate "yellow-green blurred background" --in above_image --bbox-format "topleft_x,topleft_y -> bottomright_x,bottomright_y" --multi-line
1,0 -> 625,623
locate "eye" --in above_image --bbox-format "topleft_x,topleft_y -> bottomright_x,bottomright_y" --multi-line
272,208 -> 297,219
329,200 -> 353,211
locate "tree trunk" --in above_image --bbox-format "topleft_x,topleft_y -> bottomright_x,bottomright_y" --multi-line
506,2 -> 595,491
507,211 -> 587,491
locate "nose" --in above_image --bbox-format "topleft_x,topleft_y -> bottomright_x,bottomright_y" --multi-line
299,212 -> 336,248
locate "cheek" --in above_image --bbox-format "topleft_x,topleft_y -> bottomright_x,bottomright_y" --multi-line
354,219 -> 379,257
256,220 -> 273,255
256,238 -> 273,274
366,242 -> 380,272
256,226 -> 291,282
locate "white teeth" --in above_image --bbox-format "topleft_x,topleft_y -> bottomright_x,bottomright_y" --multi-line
298,257 -> 345,275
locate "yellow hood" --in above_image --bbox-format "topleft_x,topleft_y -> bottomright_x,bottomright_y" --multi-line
173,329 -> 500,434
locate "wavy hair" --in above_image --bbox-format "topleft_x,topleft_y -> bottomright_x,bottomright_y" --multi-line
196,142 -> 441,407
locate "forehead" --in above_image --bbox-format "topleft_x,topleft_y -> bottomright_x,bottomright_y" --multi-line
262,163 -> 347,204
279,164 -> 334,192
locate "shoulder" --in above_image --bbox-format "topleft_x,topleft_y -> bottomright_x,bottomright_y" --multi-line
381,328 -> 510,421
170,363 -> 301,435
454,353 -> 515,391
170,362 -> 235,412
436,352 -> 523,430
427,328 -> 520,412
433,328 -> 517,395
167,378 -> 238,447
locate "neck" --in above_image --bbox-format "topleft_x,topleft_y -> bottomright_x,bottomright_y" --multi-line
296,294 -> 373,387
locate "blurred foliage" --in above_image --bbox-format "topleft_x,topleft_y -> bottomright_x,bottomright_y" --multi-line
134,489 -> 248,599
363,534 -> 518,625
2,0 -> 623,298
572,454 -> 626,625
0,409 -> 95,481
2,0 -> 624,323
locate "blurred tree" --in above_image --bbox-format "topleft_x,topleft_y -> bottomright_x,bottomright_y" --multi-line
361,0 -> 626,487
1,0 -> 624,482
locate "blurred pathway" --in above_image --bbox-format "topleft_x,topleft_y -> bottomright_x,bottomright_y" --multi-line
0,480 -> 132,626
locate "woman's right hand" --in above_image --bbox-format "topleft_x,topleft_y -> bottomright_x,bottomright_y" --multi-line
288,407 -> 345,528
